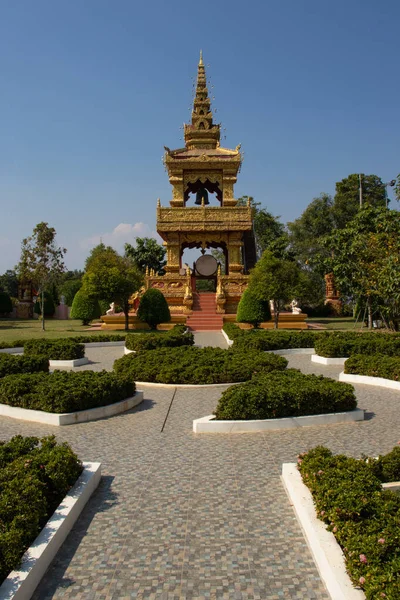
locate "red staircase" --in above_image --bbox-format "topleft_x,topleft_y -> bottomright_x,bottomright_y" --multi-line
186,292 -> 223,331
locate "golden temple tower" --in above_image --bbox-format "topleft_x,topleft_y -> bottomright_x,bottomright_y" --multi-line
146,53 -> 257,327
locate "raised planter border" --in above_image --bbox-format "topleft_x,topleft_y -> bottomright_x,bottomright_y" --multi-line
49,357 -> 89,368
339,371 -> 400,391
266,348 -> 315,355
193,408 -> 365,433
84,341 -> 125,348
136,381 -> 241,389
0,392 -> 144,426
0,461 -> 101,600
312,354 -> 347,365
281,463 -> 364,600
221,329 -> 234,346
0,347 -> 23,355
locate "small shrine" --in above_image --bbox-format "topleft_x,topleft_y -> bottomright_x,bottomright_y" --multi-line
145,52 -> 257,328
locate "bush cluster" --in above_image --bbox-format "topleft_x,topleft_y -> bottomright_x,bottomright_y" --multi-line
23,339 -> 85,361
137,288 -> 171,329
345,354 -> 400,382
314,331 -> 400,358
0,333 -> 129,350
214,369 -> 356,420
298,446 -> 400,599
227,328 -> 319,351
114,346 -> 287,385
0,370 -> 135,413
125,324 -> 193,351
0,354 -> 49,378
70,289 -> 101,325
0,435 -> 82,583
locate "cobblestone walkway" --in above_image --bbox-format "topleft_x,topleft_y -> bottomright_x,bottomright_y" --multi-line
1,338 -> 399,599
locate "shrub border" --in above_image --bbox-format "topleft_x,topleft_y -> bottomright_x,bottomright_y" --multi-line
193,408 -> 365,433
221,329 -> 315,356
281,463 -> 365,600
0,461 -> 101,600
0,392 -> 144,426
339,371 -> 400,390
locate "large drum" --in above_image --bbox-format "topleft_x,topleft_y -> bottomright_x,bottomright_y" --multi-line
195,255 -> 218,276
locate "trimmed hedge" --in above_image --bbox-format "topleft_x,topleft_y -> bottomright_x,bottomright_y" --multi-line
0,435 -> 82,583
23,339 -> 85,361
236,288 -> 271,326
0,333 -> 129,350
214,369 -> 357,420
0,354 -> 49,378
0,370 -> 135,413
345,354 -> 400,382
70,289 -> 101,325
314,331 -> 400,358
224,325 -> 319,351
125,324 -> 193,351
137,288 -> 171,329
114,346 -> 288,385
298,446 -> 400,599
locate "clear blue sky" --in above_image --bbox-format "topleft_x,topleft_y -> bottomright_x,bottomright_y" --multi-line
1,0 -> 399,273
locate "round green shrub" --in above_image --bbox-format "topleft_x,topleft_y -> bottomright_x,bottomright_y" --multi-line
0,292 -> 12,315
137,288 -> 170,329
214,369 -> 357,420
33,292 -> 55,317
0,371 -> 135,413
114,346 -> 287,385
0,354 -> 49,378
125,324 -> 193,351
236,288 -> 271,326
70,289 -> 101,325
24,339 -> 85,361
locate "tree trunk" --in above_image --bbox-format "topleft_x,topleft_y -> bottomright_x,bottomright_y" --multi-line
41,290 -> 45,331
274,300 -> 279,329
367,296 -> 373,330
124,301 -> 129,331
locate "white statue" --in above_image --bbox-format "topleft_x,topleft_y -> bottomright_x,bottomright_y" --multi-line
290,299 -> 302,314
60,295 -> 66,305
106,302 -> 115,316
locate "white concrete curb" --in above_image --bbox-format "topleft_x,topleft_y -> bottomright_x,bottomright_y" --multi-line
136,381 -> 241,389
383,481 -> 400,493
49,357 -> 89,368
193,408 -> 365,433
339,371 -> 400,391
312,354 -> 347,365
281,463 -> 365,600
266,348 -> 315,355
124,347 -> 135,354
0,461 -> 102,600
220,329 -> 234,346
84,341 -> 125,348
0,392 -> 144,426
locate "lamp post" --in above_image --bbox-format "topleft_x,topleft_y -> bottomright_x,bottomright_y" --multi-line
384,180 -> 396,208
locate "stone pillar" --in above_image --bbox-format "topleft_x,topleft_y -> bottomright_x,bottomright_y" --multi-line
165,236 -> 181,274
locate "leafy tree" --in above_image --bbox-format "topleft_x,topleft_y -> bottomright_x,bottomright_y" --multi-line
287,193 -> 334,270
124,237 -> 166,274
0,292 -> 12,315
84,243 -> 107,271
236,287 -> 271,327
324,206 -> 400,329
0,270 -> 19,297
70,289 -> 101,325
33,292 -> 55,317
137,288 -> 170,329
16,222 -> 66,331
333,173 -> 386,229
237,196 -> 287,258
248,250 -> 302,328
395,174 -> 400,204
59,279 -> 82,306
83,247 -> 143,331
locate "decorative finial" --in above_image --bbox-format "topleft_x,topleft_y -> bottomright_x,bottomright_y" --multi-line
199,50 -> 203,66
157,198 -> 161,207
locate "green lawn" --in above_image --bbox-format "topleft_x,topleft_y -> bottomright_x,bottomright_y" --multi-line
306,317 -> 367,331
0,318 -> 149,343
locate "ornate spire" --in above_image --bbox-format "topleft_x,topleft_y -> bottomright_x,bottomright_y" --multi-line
184,53 -> 220,150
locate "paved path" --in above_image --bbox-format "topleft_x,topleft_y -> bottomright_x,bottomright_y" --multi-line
0,342 -> 399,599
